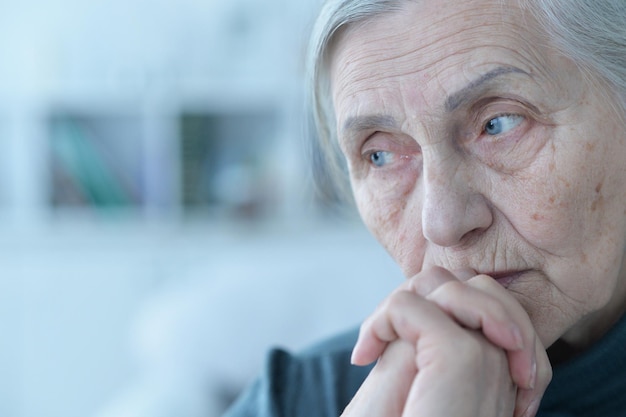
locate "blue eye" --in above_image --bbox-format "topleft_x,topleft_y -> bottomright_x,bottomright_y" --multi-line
484,114 -> 523,135
370,151 -> 395,167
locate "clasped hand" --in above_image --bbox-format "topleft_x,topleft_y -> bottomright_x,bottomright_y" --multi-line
342,267 -> 552,417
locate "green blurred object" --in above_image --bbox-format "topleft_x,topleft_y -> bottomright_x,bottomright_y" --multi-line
49,117 -> 138,208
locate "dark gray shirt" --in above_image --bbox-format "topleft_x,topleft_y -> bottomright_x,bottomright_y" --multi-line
224,315 -> 626,417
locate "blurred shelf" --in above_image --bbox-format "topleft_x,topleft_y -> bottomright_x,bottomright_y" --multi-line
0,0 -> 325,232
0,90 -> 316,229
48,111 -> 145,209
179,109 -> 279,219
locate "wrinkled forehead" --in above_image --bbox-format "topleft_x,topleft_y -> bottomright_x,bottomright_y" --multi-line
328,0 -> 568,121
329,0 -> 543,83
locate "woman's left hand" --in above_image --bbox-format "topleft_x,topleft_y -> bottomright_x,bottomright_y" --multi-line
351,267 -> 552,417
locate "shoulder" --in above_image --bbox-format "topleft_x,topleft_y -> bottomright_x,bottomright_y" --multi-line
223,327 -> 372,417
300,326 -> 360,357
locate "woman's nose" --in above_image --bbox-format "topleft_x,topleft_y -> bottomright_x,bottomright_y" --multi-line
421,160 -> 493,247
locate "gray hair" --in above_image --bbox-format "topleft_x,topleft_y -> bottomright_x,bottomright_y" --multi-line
306,0 -> 626,202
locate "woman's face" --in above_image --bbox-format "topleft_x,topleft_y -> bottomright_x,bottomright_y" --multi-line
330,0 -> 626,348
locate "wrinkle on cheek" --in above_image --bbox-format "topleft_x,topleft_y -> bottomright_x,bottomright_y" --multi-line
355,186 -> 401,237
356,185 -> 424,274
369,204 -> 405,255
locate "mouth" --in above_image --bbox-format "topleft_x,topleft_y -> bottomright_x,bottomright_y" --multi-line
482,270 -> 530,289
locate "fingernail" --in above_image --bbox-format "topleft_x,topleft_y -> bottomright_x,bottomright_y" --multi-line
350,338 -> 363,365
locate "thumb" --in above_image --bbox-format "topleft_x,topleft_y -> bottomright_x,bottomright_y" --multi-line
342,340 -> 417,417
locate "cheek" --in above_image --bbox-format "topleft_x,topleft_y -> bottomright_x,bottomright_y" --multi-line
522,165 -> 624,252
353,179 -> 426,276
510,126 -> 626,310
354,182 -> 408,251
508,136 -> 616,256
513,177 -> 582,249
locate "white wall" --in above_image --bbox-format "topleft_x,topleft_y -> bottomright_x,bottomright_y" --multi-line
0,223 -> 403,417
0,1 -> 409,416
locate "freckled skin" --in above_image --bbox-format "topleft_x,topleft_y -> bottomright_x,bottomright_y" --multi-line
331,0 -> 626,349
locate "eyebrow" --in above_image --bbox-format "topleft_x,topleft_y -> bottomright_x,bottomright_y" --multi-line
341,66 -> 530,135
342,113 -> 398,136
445,66 -> 530,111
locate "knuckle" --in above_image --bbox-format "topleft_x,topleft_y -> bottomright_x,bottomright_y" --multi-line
482,296 -> 509,318
423,265 -> 452,277
409,266 -> 456,296
387,289 -> 415,309
431,279 -> 466,300
383,291 -> 421,325
358,316 -> 373,334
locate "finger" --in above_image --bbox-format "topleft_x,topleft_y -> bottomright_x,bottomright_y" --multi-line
452,267 -> 477,281
342,340 -> 417,417
405,266 -> 458,296
403,329 -> 517,417
514,337 -> 553,417
351,290 -> 459,366
405,265 -> 478,298
465,274 -> 540,390
351,266 -> 459,366
427,280 -> 525,351
426,278 -> 537,390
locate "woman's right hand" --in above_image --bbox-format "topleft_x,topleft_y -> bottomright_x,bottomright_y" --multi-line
342,267 -> 552,417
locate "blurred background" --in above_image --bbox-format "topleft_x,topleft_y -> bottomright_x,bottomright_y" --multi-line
0,1 -> 404,416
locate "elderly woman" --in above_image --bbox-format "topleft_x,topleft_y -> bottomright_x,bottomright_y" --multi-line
224,0 -> 626,416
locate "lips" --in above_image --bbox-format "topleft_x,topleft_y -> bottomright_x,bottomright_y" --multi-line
483,270 -> 529,288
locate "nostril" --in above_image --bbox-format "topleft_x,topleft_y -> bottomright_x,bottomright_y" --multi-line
459,225 -> 490,246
